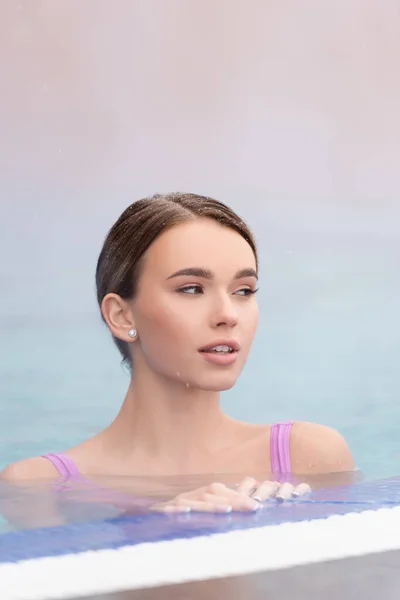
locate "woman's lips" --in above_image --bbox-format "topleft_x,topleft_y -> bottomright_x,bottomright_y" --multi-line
199,349 -> 239,366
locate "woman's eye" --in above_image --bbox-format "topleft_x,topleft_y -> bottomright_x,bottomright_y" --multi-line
235,288 -> 259,296
178,285 -> 203,295
177,285 -> 258,296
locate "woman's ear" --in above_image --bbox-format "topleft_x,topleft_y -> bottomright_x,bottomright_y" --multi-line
101,294 -> 137,343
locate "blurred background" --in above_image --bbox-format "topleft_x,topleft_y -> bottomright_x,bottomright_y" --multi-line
0,0 -> 399,477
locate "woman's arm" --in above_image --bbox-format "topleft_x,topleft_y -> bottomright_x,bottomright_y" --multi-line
0,458 -> 66,529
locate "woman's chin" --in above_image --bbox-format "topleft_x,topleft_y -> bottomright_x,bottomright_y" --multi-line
196,374 -> 239,393
171,368 -> 241,393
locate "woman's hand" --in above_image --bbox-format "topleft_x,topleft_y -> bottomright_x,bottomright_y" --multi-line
150,477 -> 311,513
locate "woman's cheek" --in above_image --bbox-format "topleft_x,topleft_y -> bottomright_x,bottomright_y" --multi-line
144,304 -> 190,345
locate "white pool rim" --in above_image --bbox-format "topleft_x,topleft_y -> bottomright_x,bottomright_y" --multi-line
1,506 -> 400,600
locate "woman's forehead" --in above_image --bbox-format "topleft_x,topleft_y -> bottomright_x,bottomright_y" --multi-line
141,220 -> 257,278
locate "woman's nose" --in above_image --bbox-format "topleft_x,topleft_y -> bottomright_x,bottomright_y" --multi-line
210,296 -> 239,329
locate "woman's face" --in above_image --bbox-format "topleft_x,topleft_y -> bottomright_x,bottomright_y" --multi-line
131,219 -> 259,391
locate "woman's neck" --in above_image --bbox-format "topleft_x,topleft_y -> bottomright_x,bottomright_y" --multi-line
102,368 -> 238,474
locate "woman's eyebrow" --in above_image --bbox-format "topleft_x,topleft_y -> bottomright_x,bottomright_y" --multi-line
167,267 -> 258,280
235,268 -> 258,280
167,267 -> 213,280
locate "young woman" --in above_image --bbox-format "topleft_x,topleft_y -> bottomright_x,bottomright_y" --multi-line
1,193 -> 355,514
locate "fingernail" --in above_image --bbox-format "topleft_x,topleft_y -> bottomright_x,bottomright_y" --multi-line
293,484 -> 312,498
217,505 -> 232,513
292,490 -> 304,498
242,496 -> 261,510
164,505 -> 192,513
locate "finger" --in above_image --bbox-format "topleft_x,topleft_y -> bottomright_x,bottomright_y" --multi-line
236,477 -> 259,495
149,503 -> 192,513
171,483 -> 260,511
179,482 -> 230,500
275,482 -> 295,501
251,480 -> 280,501
201,493 -> 260,512
201,483 -> 260,507
175,499 -> 234,513
292,483 -> 312,498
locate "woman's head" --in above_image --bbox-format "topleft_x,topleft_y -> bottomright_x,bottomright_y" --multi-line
96,192 -> 259,391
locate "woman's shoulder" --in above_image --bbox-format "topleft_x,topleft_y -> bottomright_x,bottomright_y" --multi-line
0,457 -> 59,481
288,421 -> 355,474
1,436 -> 100,482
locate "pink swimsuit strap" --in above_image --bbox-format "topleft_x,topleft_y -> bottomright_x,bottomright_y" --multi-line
41,452 -> 80,479
270,420 -> 294,474
42,421 -> 294,481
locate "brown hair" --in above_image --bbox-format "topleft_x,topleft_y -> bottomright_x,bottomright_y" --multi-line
96,192 -> 258,369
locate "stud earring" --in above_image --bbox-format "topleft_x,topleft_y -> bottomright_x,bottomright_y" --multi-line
128,328 -> 137,339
